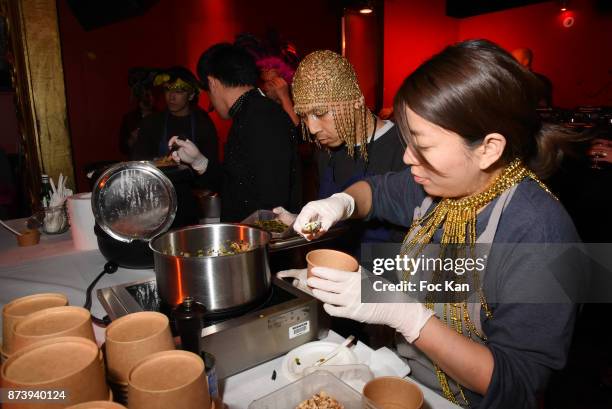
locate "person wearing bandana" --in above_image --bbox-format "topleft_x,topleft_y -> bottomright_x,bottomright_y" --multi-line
132,66 -> 221,193
282,40 -> 585,408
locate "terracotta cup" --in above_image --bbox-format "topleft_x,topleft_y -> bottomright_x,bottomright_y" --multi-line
16,228 -> 40,246
99,344 -> 127,404
363,376 -> 424,409
306,249 -> 359,281
104,311 -> 175,383
65,401 -> 127,409
12,306 -> 95,353
1,336 -> 109,408
128,350 -> 211,409
2,293 -> 69,356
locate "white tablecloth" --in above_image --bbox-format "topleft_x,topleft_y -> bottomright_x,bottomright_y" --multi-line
0,219 -> 459,409
0,218 -> 154,342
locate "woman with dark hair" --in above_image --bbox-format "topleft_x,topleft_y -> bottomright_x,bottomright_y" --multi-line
284,39 -> 583,408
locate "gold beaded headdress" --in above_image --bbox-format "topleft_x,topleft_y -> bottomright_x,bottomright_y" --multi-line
292,50 -> 370,159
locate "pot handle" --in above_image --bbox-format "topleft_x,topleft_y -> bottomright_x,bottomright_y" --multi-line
84,261 -> 118,326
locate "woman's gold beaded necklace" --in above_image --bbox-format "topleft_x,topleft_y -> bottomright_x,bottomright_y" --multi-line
401,158 -> 554,406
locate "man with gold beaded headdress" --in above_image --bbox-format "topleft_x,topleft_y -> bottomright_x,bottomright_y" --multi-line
274,50 -> 406,244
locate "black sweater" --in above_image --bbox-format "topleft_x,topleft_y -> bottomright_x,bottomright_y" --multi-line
221,89 -> 300,222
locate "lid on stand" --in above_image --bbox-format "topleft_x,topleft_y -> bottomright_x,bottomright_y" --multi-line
92,161 -> 177,243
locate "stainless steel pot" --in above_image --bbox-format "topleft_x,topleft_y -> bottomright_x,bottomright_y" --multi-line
149,224 -> 271,312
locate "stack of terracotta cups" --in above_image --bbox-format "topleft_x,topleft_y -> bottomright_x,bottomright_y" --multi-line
1,293 -> 112,407
1,336 -> 110,408
128,350 -> 212,409
1,293 -> 69,362
104,311 -> 175,405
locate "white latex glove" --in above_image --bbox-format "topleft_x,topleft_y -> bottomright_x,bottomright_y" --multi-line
276,268 -> 311,295
308,266 -> 435,343
293,193 -> 355,240
168,136 -> 209,175
272,206 -> 297,226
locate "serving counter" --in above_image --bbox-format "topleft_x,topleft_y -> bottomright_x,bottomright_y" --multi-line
0,219 -> 459,409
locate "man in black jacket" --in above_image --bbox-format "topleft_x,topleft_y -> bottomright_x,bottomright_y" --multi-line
172,43 -> 300,222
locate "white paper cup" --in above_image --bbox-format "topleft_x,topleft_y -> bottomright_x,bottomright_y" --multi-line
67,192 -> 97,250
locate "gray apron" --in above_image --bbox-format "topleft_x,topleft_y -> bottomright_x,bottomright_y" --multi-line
396,185 -> 518,405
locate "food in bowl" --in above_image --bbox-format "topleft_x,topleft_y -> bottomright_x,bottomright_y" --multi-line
204,240 -> 252,256
164,240 -> 253,257
254,219 -> 288,233
295,391 -> 343,409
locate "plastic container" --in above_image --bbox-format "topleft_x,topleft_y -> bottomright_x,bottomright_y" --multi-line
242,210 -> 293,239
304,364 -> 374,394
248,370 -> 377,409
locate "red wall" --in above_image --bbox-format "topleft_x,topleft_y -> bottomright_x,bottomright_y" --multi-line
345,11 -> 380,110
383,0 -> 612,110
57,0 -> 339,192
383,0 -> 458,108
458,0 -> 612,108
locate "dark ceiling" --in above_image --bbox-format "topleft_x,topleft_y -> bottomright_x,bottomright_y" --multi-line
446,0 -> 550,18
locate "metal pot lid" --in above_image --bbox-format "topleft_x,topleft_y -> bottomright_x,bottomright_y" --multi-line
92,161 -> 177,243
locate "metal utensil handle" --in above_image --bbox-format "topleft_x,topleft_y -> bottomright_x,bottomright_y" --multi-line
0,219 -> 22,236
314,335 -> 355,367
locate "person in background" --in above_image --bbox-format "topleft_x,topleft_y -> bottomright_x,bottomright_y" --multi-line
171,43 -> 300,222
257,56 -> 300,126
274,50 -> 407,244
275,50 -> 408,349
235,32 -> 301,126
132,66 -> 220,192
587,137 -> 612,167
511,47 -> 553,107
118,67 -> 157,158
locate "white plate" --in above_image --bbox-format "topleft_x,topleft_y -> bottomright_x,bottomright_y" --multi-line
281,341 -> 359,382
